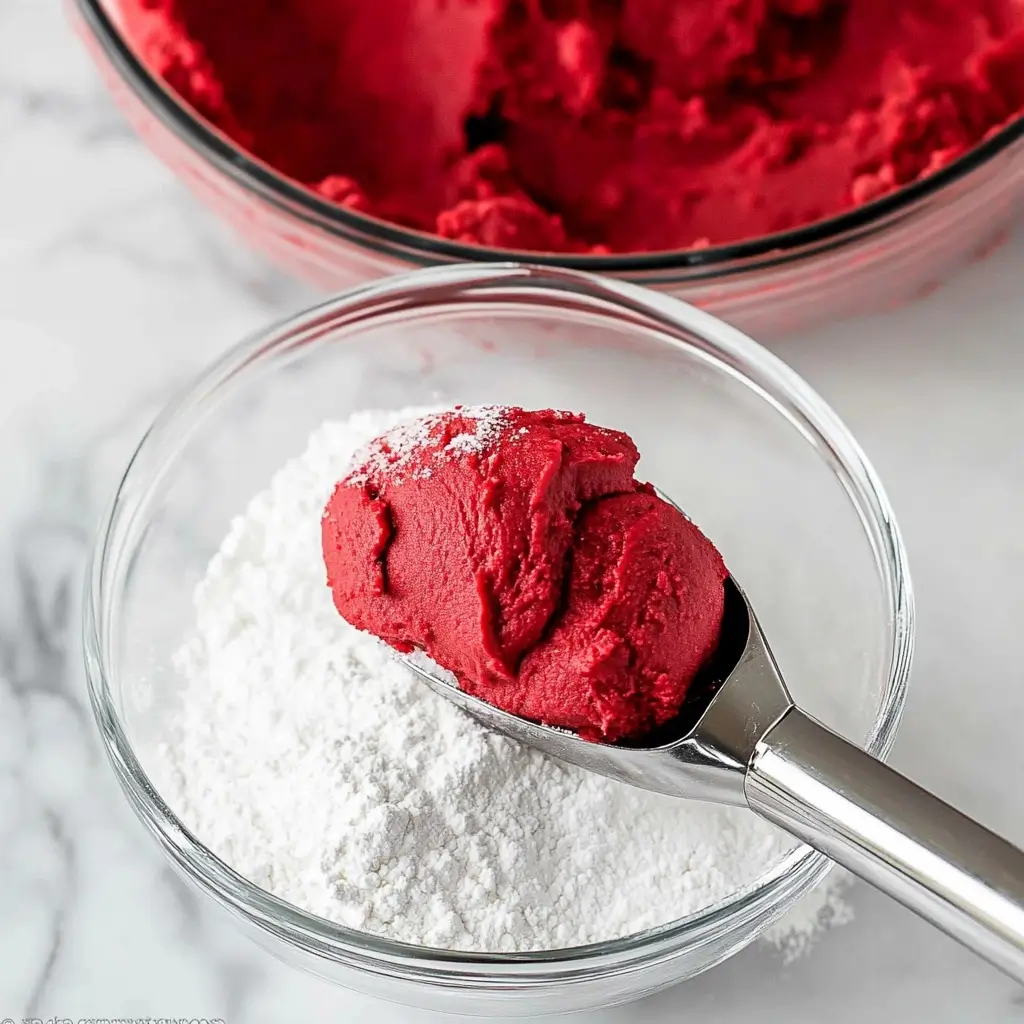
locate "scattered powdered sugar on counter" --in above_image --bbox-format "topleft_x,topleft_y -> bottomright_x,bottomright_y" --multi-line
763,867 -> 854,962
157,405 -> 851,954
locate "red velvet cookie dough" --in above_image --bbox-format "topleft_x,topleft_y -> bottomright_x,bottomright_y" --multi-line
322,407 -> 728,742
123,0 -> 1024,254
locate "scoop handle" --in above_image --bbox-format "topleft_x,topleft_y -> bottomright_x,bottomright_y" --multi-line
746,707 -> 1024,983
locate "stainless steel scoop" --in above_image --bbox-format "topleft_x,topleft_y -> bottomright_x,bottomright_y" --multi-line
403,538 -> 1024,982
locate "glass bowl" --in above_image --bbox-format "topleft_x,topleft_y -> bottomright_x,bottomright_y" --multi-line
70,0 -> 1024,337
84,264 -> 913,1016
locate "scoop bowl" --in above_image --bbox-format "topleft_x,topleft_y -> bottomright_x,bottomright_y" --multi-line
406,575 -> 786,806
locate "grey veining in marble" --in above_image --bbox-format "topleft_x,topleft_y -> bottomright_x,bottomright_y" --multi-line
3,0 -> 1024,1019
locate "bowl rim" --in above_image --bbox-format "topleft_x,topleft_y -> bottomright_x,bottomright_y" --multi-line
82,263 -> 915,982
71,0 -> 1024,279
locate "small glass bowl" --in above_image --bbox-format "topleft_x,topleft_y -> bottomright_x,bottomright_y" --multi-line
70,0 -> 1024,337
84,264 -> 913,1016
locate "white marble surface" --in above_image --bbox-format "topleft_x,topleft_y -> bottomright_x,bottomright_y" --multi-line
3,0 -> 1024,1019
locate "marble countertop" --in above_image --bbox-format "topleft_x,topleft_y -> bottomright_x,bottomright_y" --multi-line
3,0 -> 1024,1020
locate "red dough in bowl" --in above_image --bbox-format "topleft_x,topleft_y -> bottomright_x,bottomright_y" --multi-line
322,407 -> 728,742
121,0 -> 1024,254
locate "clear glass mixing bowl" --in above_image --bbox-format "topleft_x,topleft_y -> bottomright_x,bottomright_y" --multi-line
84,264 -> 913,1016
69,0 -> 1024,336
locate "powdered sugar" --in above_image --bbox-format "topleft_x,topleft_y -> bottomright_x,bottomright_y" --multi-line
443,405 -> 508,455
763,867 -> 854,961
345,404 -> 508,486
156,405 -> 850,954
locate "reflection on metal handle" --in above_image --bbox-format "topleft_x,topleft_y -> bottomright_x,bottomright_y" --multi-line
747,707 -> 1024,983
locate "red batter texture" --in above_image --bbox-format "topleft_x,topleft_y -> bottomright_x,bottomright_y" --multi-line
123,0 -> 1024,254
322,407 -> 728,743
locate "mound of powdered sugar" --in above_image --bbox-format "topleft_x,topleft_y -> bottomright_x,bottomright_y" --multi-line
156,405 -> 850,954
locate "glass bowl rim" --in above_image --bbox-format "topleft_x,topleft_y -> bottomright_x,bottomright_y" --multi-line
82,262 -> 914,980
72,0 -> 1024,280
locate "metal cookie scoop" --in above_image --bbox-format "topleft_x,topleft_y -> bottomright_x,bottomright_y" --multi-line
403,501 -> 1024,983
